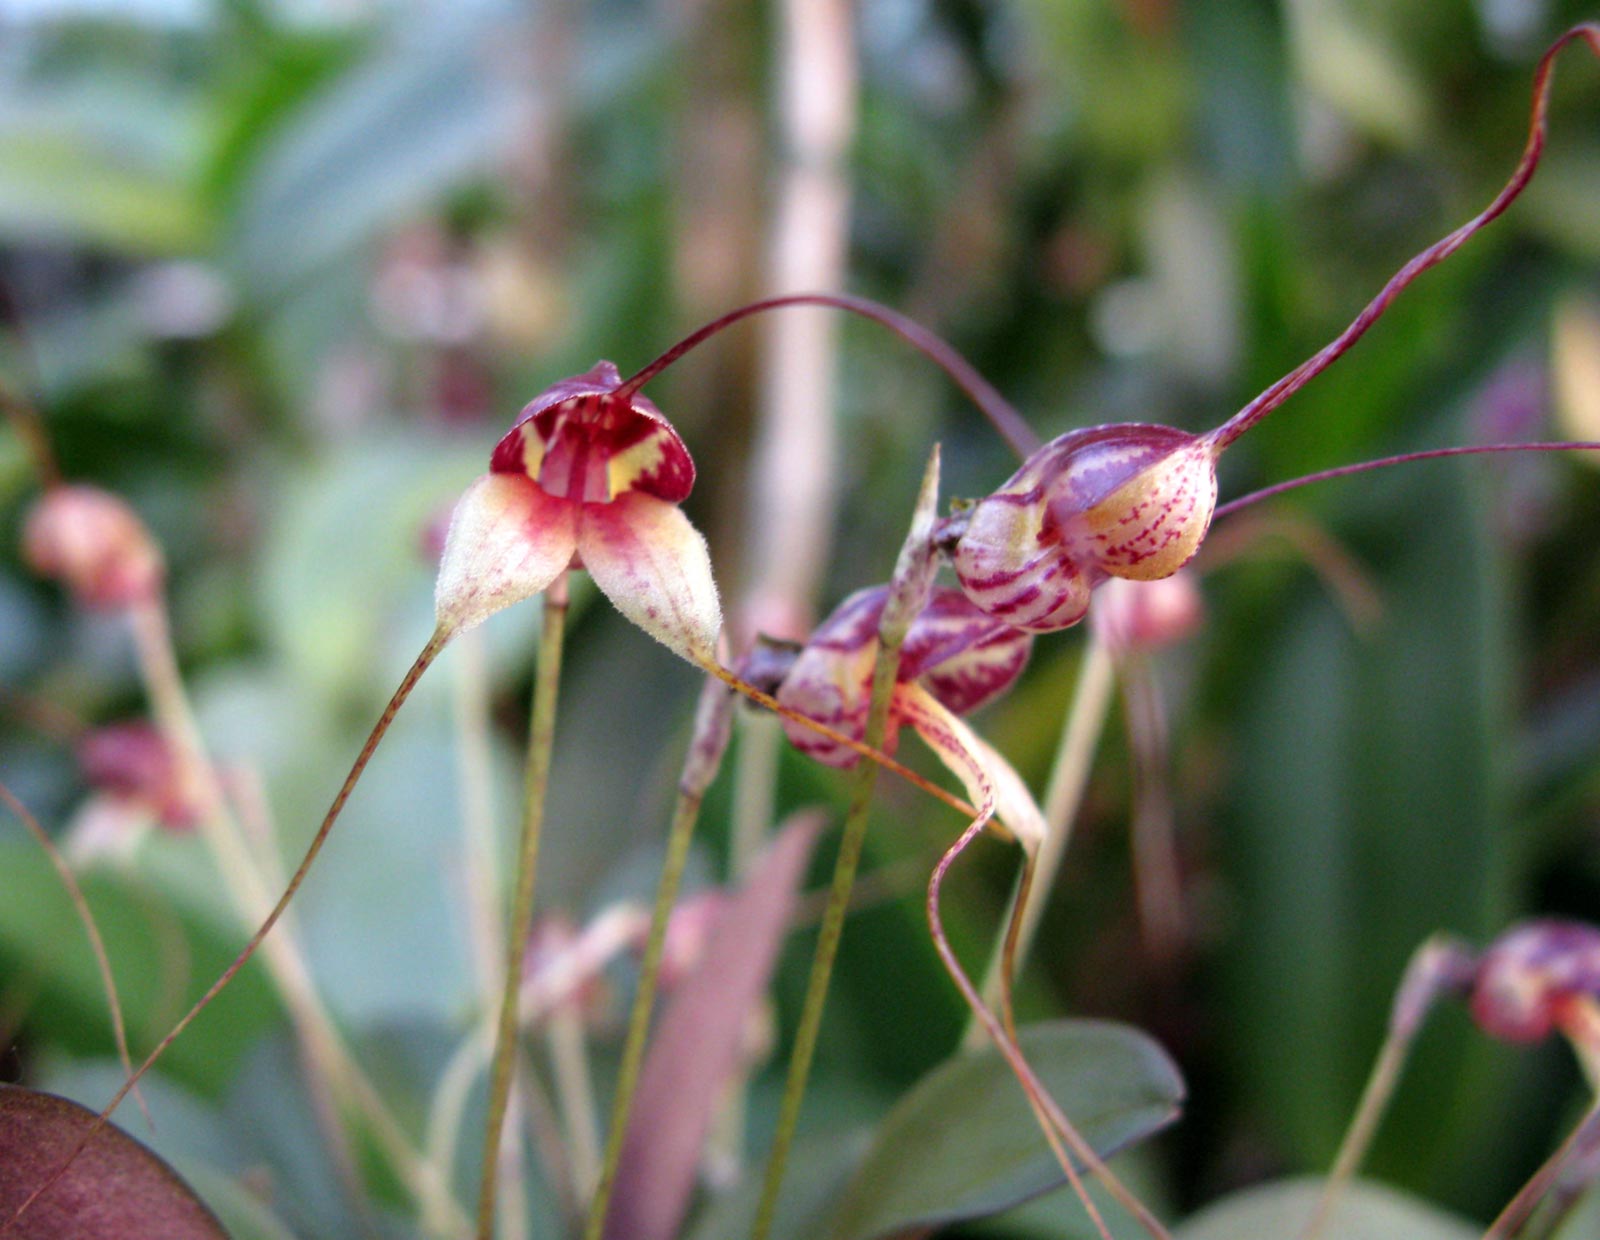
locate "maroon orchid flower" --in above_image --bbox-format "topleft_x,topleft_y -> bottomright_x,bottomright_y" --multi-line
434,361 -> 720,663
774,584 -> 1042,845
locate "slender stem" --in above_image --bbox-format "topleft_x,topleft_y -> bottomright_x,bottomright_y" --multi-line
616,291 -> 1038,459
0,780 -> 144,1124
1303,935 -> 1477,1240
5,630 -> 453,1240
1207,26 -> 1600,454
1121,659 -> 1185,962
970,635 -> 1116,1032
478,577 -> 569,1239
751,447 -> 945,1240
1213,441 -> 1600,522
585,675 -> 735,1240
127,600 -> 464,1229
548,1008 -> 602,1199
751,622 -> 903,1240
1483,1103 -> 1600,1240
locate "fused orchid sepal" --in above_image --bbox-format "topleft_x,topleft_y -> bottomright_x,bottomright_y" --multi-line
1470,920 -> 1600,1049
77,721 -> 201,834
435,363 -> 722,664
947,424 -> 1218,634
22,485 -> 165,611
489,361 -> 694,504
775,585 -> 1033,769
894,684 -> 1044,852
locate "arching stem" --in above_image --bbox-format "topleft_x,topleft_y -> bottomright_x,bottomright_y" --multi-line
615,291 -> 1039,458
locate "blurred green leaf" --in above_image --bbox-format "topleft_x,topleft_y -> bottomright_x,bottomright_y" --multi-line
826,1019 -> 1184,1240
229,4 -> 523,296
1175,1178 -> 1478,1240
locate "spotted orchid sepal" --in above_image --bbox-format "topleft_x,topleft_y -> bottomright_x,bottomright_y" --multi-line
434,362 -> 721,665
948,424 -> 1218,634
772,584 -> 1039,845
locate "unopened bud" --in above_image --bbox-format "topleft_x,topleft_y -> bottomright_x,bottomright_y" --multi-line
952,424 -> 1217,633
22,485 -> 164,610
1089,571 -> 1205,657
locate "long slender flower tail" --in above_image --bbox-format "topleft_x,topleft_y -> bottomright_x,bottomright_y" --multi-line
614,291 -> 1040,458
697,659 -> 978,819
926,807 -> 1172,1240
0,779 -> 147,1128
0,630 -> 449,1239
1207,24 -> 1600,454
1213,441 -> 1600,522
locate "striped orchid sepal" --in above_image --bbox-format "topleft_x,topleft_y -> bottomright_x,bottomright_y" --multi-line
774,584 -> 1041,848
434,361 -> 721,665
948,423 -> 1219,634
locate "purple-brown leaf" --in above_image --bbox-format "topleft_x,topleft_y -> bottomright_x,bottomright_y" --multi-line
0,1085 -> 228,1240
602,813 -> 824,1240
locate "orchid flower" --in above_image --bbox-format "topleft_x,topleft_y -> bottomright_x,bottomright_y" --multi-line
772,583 -> 1042,848
435,360 -> 721,663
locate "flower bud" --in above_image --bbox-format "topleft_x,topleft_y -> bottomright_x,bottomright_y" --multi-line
1469,920 -> 1600,1043
77,721 -> 199,832
1089,570 -> 1205,657
952,423 -> 1217,633
22,485 -> 165,610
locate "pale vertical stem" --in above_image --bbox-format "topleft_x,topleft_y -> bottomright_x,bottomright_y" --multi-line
969,636 -> 1116,1036
585,674 -> 735,1240
741,0 -> 858,643
451,629 -> 507,1007
547,1009 -> 601,1199
478,575 -> 568,1239
124,599 -> 465,1234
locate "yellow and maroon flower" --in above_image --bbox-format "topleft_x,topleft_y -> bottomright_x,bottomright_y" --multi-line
1470,920 -> 1600,1045
774,585 -> 1041,844
434,362 -> 721,663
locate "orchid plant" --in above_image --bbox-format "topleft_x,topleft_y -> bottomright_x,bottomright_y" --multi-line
5,13 -> 1600,1240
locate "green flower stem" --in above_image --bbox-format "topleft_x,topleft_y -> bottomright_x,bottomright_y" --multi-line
478,575 -> 569,1239
584,672 -> 735,1240
126,598 -> 466,1235
753,447 -> 942,1240
968,633 -> 1116,1044
549,1006 -> 602,1199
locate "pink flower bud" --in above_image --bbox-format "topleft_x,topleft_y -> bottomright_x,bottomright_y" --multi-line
1468,920 -> 1600,1043
1089,571 -> 1206,657
22,485 -> 165,610
77,722 -> 198,832
952,424 -> 1218,633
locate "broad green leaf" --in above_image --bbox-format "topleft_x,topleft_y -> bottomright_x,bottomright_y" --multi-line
826,1019 -> 1184,1240
685,1133 -> 869,1240
0,1084 -> 228,1240
1219,455 -> 1518,1188
1175,1178 -> 1479,1240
